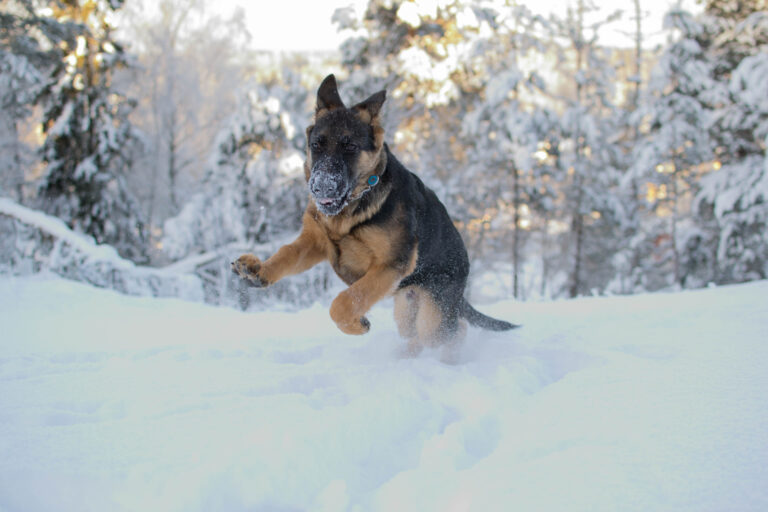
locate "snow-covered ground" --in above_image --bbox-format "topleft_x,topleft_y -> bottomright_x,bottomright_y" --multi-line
1,274 -> 767,512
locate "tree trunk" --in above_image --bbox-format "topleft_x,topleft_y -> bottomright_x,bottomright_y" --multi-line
631,0 -> 643,111
512,160 -> 520,299
671,165 -> 681,286
168,103 -> 179,213
540,213 -> 550,298
570,187 -> 585,298
11,120 -> 24,202
570,0 -> 587,298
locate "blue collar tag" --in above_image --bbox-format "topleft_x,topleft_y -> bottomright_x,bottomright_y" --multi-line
367,175 -> 379,187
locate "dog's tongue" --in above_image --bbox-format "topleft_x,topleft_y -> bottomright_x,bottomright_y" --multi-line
319,198 -> 335,206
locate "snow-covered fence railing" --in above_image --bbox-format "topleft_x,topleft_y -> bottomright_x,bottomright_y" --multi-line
0,198 -> 203,301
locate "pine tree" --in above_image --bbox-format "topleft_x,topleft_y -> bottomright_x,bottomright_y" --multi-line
161,74 -> 328,308
610,0 -> 664,295
459,2 -> 551,298
36,0 -> 147,261
0,0 -> 68,201
547,0 -> 625,297
623,9 -> 719,290
162,75 -> 309,259
334,0 -> 502,161
696,4 -> 768,283
119,0 -> 251,228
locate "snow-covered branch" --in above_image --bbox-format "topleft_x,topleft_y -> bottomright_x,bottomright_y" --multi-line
0,198 -> 203,301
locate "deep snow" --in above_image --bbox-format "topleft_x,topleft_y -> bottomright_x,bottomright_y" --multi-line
1,274 -> 767,511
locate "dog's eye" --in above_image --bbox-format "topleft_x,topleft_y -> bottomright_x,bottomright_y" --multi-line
310,141 -> 322,151
342,142 -> 358,154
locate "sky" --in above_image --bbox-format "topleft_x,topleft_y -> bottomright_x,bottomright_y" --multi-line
213,0 -> 703,52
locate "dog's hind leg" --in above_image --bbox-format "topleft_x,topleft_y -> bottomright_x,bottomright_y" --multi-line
394,286 -> 465,353
415,290 -> 444,348
394,286 -> 419,341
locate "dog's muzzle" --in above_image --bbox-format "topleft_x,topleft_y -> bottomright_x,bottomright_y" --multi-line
309,158 -> 350,216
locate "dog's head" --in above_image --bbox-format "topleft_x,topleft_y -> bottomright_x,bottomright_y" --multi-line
304,74 -> 386,216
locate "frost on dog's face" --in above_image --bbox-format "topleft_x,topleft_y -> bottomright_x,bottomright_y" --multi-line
307,109 -> 368,216
305,74 -> 386,217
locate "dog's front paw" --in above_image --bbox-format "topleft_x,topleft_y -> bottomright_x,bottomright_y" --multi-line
330,292 -> 370,335
231,254 -> 269,288
334,315 -> 371,335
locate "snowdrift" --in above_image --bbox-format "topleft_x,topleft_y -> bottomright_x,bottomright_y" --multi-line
1,275 -> 767,511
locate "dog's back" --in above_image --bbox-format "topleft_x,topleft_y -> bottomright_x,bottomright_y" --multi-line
383,146 -> 517,343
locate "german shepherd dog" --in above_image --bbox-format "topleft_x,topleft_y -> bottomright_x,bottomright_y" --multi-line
232,75 -> 517,351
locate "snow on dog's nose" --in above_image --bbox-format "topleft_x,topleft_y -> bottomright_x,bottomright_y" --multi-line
310,158 -> 346,198
309,157 -> 351,215
310,173 -> 344,200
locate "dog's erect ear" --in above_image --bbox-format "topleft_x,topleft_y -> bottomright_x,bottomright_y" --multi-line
316,74 -> 345,112
353,89 -> 387,122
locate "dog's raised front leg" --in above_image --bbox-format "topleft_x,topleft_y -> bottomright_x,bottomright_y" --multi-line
232,214 -> 327,287
329,265 -> 402,335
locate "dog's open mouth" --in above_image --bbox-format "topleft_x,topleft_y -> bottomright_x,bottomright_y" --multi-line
314,191 -> 350,216
308,165 -> 351,216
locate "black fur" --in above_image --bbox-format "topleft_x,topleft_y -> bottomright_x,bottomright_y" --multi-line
364,145 -> 519,333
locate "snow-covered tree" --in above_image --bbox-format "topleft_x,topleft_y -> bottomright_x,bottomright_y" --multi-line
622,9 -> 717,290
118,0 -> 251,228
334,0 -> 505,161
623,4 -> 767,290
0,0 -> 72,201
35,0 -> 147,262
162,76 -> 309,259
697,7 -> 768,283
546,0 -> 626,297
160,75 -> 332,308
459,2 -> 551,298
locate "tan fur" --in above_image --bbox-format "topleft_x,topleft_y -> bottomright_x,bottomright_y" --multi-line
329,264 -> 402,335
349,147 -> 386,198
233,210 -> 328,286
394,286 -> 452,353
323,207 -> 417,281
354,108 -> 372,124
415,290 -> 443,347
234,194 -> 419,335
235,253 -> 261,275
312,181 -> 391,241
393,288 -> 418,339
313,108 -> 337,122
330,225 -> 393,284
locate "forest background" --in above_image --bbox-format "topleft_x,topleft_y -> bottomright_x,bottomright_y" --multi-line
1,0 -> 767,309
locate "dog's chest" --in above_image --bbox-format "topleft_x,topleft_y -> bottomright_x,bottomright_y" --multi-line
328,234 -> 374,285
326,220 -> 402,285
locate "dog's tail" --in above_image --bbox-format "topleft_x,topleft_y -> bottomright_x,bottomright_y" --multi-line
459,298 -> 520,331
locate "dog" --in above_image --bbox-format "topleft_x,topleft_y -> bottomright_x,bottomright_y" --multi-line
232,74 -> 517,351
